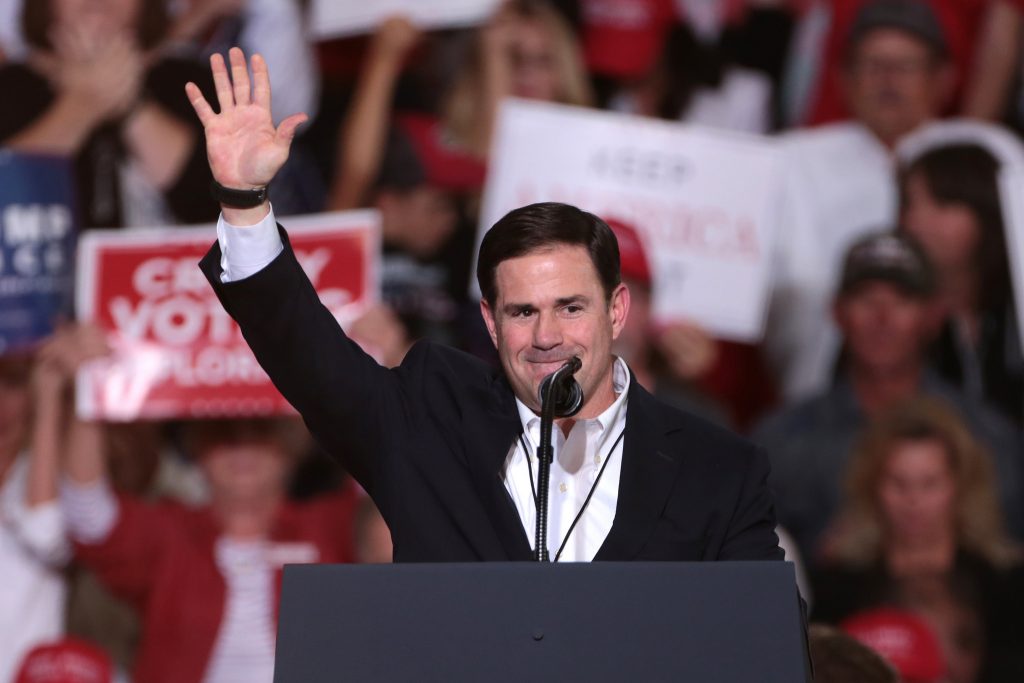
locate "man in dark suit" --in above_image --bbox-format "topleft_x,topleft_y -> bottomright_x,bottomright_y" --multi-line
188,47 -> 783,564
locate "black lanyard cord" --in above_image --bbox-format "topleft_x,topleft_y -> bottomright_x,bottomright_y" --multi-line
518,428 -> 625,562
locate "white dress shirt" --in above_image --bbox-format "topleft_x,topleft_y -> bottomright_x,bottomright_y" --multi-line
217,208 -> 283,283
504,359 -> 629,562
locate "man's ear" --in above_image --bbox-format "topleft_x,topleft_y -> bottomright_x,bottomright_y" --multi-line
480,298 -> 499,349
609,283 -> 631,341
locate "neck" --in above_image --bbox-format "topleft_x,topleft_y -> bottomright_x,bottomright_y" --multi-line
212,494 -> 281,541
849,360 -> 921,417
886,532 -> 957,576
552,360 -> 621,437
576,362 -> 619,422
870,119 -> 926,152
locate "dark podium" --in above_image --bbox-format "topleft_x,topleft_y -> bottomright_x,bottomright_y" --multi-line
274,562 -> 810,682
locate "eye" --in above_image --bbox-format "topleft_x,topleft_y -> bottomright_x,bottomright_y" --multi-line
562,303 -> 584,316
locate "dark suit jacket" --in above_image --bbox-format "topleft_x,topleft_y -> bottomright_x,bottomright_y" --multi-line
200,228 -> 783,563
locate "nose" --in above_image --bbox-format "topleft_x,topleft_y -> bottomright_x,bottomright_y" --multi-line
532,310 -> 563,350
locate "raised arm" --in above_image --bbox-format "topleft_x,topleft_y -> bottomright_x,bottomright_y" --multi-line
188,49 -> 410,490
328,16 -> 421,210
185,47 -> 307,226
962,0 -> 1023,120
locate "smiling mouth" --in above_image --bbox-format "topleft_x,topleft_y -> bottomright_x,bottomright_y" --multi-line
526,358 -> 572,370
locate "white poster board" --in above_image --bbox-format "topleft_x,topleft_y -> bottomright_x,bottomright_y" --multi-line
309,0 -> 500,40
479,99 -> 783,342
999,167 -> 1024,348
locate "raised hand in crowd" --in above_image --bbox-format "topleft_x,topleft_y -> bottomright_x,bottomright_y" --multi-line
185,47 -> 307,224
328,15 -> 422,210
12,21 -> 143,154
27,324 -> 110,508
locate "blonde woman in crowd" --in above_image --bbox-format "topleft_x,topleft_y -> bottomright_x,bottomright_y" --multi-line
444,0 -> 593,157
812,397 -> 1024,682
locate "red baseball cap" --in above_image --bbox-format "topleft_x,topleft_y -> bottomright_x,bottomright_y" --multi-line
582,0 -> 675,79
840,608 -> 945,683
605,218 -> 652,288
14,639 -> 113,683
382,113 -> 486,194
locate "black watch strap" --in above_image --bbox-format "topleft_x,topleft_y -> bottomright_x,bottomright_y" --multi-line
210,180 -> 268,209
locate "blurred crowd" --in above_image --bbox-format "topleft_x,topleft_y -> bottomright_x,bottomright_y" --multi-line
1,0 -> 1024,681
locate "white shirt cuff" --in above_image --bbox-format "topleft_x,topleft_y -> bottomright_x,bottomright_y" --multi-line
60,477 -> 119,545
217,205 -> 284,283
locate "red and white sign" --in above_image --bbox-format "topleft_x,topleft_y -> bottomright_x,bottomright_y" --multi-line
76,211 -> 380,421
480,99 -> 782,342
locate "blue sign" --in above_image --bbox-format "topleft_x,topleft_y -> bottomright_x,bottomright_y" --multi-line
0,150 -> 77,354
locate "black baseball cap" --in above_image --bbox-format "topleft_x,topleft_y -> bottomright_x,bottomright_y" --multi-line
847,0 -> 948,59
838,232 -> 936,297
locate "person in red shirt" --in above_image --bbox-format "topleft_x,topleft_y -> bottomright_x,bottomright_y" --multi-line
53,328 -> 358,683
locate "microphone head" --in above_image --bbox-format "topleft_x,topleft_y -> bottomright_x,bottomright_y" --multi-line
538,357 -> 584,418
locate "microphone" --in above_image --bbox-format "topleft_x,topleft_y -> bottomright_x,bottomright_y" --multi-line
538,357 -> 584,418
533,356 -> 584,562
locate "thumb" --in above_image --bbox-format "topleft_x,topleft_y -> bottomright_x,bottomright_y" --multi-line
275,112 -> 309,146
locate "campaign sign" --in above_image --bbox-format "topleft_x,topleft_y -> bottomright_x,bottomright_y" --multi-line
309,0 -> 500,39
0,151 -> 76,354
76,211 -> 380,421
479,99 -> 783,342
999,167 -> 1024,348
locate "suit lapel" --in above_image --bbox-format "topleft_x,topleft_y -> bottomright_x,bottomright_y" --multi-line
594,381 -> 684,561
466,373 -> 534,561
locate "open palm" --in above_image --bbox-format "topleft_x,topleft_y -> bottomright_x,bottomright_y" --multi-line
185,47 -> 307,189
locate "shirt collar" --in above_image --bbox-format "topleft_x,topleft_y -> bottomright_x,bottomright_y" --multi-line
515,357 -> 631,444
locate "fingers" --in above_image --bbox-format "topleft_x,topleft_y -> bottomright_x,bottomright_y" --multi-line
211,52 -> 234,113
251,52 -> 271,110
229,46 -> 251,107
185,82 -> 215,125
276,112 -> 309,145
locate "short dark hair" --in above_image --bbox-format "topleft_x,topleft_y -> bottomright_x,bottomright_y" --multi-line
844,0 -> 949,64
477,202 -> 621,306
22,0 -> 170,51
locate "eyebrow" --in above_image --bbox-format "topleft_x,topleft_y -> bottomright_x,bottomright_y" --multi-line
501,295 -> 590,316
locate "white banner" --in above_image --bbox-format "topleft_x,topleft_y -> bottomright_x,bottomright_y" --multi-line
309,0 -> 500,40
479,99 -> 783,342
999,167 -> 1024,348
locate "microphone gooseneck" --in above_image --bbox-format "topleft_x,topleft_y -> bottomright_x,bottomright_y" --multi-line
534,356 -> 584,562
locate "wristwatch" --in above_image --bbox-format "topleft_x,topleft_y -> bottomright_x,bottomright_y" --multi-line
210,180 -> 269,209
